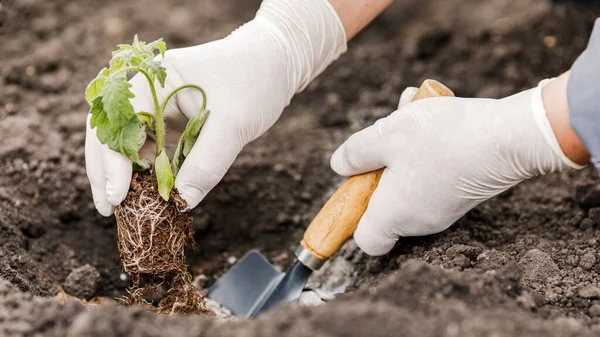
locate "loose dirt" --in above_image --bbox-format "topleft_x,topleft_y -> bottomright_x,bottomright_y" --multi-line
2,0 -> 600,335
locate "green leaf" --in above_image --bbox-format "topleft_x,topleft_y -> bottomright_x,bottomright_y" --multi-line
86,80 -> 105,102
183,109 -> 209,156
132,163 -> 145,172
137,111 -> 154,129
102,75 -> 135,132
146,60 -> 167,88
89,97 -> 106,129
147,39 -> 166,57
85,68 -> 109,105
108,57 -> 123,72
171,109 -> 210,176
110,45 -> 135,71
132,34 -> 142,49
156,41 -> 166,57
119,115 -> 148,168
171,136 -> 186,177
155,150 -> 174,201
90,97 -> 119,152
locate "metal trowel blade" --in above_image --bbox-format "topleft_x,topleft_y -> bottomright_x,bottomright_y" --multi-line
207,250 -> 311,318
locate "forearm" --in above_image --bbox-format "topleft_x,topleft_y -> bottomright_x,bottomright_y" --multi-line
543,72 -> 591,166
329,0 -> 394,39
568,18 -> 600,170
545,18 -> 600,168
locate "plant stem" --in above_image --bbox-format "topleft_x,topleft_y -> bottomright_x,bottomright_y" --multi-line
161,84 -> 208,112
118,66 -> 164,153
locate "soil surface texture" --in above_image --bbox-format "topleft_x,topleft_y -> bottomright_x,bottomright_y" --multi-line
2,0 -> 600,336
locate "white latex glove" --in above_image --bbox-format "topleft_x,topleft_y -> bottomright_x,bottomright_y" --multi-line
330,81 -> 585,256
86,0 -> 346,216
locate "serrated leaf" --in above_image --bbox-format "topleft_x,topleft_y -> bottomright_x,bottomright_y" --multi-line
156,41 -> 166,57
171,109 -> 210,176
146,60 -> 167,87
114,44 -> 133,53
90,97 -> 119,152
85,68 -> 109,105
102,75 -> 135,132
109,57 -> 124,72
119,115 -> 148,168
147,39 -> 166,57
89,97 -> 105,128
155,150 -> 174,201
110,48 -> 134,71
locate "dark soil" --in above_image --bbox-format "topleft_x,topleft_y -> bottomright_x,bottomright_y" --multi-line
1,0 -> 600,335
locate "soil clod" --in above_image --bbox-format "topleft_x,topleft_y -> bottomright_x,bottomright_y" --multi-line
579,251 -> 597,270
475,249 -> 512,272
63,264 -> 100,300
589,304 -> 600,317
588,208 -> 600,225
518,249 -> 560,287
579,285 -> 600,299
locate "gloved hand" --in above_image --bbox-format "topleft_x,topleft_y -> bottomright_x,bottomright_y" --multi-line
86,0 -> 346,216
330,80 -> 585,256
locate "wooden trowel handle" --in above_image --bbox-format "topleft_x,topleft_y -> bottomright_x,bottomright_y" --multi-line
300,79 -> 454,264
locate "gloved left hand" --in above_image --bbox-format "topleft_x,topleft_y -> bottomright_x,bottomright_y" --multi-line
85,0 -> 347,216
330,81 -> 584,256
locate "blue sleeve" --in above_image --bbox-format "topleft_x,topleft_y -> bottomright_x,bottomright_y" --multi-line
568,19 -> 600,171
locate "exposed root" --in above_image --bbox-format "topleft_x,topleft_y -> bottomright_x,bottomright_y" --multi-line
115,171 -> 211,315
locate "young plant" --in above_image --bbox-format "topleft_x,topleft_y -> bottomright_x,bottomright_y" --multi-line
85,35 -> 209,201
85,36 -> 210,315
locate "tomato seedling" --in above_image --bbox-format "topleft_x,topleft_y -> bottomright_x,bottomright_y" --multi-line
85,36 -> 211,315
85,35 -> 209,200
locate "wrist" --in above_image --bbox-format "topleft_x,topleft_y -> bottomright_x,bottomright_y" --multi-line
542,73 -> 591,166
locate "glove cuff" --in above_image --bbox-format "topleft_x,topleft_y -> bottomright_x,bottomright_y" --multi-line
255,0 -> 347,94
531,79 -> 586,170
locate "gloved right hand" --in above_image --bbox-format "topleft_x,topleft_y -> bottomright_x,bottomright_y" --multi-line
330,80 -> 585,256
86,0 -> 347,216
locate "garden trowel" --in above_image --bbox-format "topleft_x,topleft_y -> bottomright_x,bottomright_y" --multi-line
207,79 -> 455,318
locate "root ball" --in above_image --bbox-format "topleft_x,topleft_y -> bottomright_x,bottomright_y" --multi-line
115,172 -> 210,315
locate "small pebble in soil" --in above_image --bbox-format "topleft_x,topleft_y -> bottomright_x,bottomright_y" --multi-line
227,256 -> 237,265
516,292 -> 537,310
476,249 -> 512,272
192,274 -> 208,289
446,244 -> 483,261
589,304 -> 600,317
63,264 -> 100,300
204,297 -> 237,322
580,218 -> 595,230
588,208 -> 600,225
119,273 -> 127,281
452,255 -> 471,268
578,285 -> 600,299
567,255 -> 579,267
579,252 -> 597,270
518,249 -> 559,286
300,192 -> 312,201
298,290 -> 325,306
